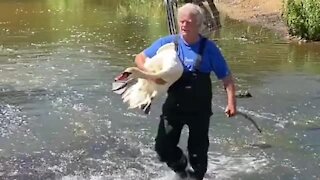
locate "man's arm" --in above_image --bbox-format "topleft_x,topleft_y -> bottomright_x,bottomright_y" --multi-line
222,74 -> 236,117
134,52 -> 166,84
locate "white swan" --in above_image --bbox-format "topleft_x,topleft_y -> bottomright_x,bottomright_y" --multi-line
118,42 -> 183,113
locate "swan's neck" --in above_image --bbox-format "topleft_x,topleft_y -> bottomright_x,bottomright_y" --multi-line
132,68 -> 159,80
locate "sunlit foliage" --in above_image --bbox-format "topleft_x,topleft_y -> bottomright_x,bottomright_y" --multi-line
283,0 -> 320,41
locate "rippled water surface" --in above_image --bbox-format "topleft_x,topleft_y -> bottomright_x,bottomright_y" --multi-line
1,0 -> 320,179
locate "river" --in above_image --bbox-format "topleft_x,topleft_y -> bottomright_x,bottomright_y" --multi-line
0,0 -> 320,179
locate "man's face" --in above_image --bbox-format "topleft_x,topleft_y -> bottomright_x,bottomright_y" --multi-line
178,12 -> 199,36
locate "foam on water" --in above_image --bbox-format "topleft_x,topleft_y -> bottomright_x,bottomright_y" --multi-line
206,152 -> 269,179
56,150 -> 269,180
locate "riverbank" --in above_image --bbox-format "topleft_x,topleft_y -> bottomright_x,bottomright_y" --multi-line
215,0 -> 289,38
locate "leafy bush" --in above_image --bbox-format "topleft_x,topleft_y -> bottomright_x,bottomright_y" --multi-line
283,0 -> 320,40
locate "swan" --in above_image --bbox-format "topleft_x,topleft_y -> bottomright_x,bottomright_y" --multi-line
115,42 -> 183,114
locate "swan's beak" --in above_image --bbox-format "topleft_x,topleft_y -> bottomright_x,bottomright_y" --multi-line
112,72 -> 133,95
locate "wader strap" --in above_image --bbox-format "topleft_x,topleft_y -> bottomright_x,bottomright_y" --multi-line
193,37 -> 207,72
173,35 -> 207,71
174,34 -> 179,53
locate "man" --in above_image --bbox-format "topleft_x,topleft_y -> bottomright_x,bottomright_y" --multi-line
184,0 -> 221,36
165,0 -> 221,37
134,3 -> 236,180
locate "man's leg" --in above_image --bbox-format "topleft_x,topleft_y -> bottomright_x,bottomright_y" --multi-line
155,114 -> 188,175
187,115 -> 211,180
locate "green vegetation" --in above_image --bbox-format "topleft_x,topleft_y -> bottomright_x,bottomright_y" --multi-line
283,0 -> 320,41
117,0 -> 165,18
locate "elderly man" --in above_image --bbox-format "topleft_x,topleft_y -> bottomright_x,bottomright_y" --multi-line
135,3 -> 236,180
184,0 -> 221,36
165,0 -> 221,36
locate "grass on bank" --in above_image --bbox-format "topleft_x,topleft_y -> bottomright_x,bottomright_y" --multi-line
117,0 -> 165,18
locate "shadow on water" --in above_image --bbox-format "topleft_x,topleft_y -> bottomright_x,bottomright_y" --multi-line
1,0 -> 320,179
0,87 -> 48,104
249,143 -> 272,149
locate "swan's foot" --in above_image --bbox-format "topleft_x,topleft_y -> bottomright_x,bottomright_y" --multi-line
141,102 -> 152,114
140,97 -> 154,114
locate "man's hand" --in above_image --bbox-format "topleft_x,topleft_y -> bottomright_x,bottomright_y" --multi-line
225,105 -> 236,117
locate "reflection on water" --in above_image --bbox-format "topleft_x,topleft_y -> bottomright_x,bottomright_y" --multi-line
0,0 -> 320,179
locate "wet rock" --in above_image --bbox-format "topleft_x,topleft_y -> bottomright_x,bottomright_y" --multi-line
235,90 -> 252,98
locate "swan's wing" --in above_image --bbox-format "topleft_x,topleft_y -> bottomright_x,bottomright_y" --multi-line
143,56 -> 183,84
144,56 -> 163,72
149,48 -> 183,84
134,42 -> 183,93
117,43 -> 181,113
144,42 -> 176,71
121,78 -> 155,110
156,42 -> 176,54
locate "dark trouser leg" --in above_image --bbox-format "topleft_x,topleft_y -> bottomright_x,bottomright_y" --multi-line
155,114 -> 187,173
187,115 -> 211,180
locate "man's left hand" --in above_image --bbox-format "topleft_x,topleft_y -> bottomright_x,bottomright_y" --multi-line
225,105 -> 236,117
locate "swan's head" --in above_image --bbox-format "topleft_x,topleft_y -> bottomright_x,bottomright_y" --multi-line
115,67 -> 151,82
114,70 -> 132,81
122,67 -> 144,79
114,67 -> 143,81
113,68 -> 136,94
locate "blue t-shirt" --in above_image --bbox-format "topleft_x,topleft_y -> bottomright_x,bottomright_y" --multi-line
143,35 -> 230,79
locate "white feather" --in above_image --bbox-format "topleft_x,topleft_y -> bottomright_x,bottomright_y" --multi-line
121,43 -> 183,112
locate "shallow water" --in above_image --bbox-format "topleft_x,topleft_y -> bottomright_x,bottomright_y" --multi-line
0,0 -> 320,179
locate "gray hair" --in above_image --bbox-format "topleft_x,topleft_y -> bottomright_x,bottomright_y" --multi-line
177,3 -> 204,27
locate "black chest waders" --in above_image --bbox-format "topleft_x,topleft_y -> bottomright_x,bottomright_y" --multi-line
163,36 -> 213,116
155,36 -> 212,180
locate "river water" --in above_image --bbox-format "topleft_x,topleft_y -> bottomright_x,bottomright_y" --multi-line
0,0 -> 320,179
